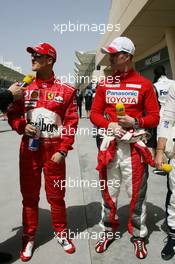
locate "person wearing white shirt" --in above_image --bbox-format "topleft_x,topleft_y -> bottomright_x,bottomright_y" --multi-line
154,65 -> 175,137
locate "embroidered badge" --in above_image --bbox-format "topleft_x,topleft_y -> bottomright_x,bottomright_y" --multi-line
30,90 -> 40,100
47,92 -> 54,100
25,101 -> 37,107
54,96 -> 64,103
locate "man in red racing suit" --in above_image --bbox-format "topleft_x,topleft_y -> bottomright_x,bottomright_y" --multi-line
7,43 -> 78,261
90,37 -> 160,259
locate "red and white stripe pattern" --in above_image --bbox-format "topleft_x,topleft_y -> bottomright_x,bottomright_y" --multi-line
95,233 -> 114,253
56,235 -> 75,254
133,238 -> 147,259
20,235 -> 34,262
99,141 -> 148,238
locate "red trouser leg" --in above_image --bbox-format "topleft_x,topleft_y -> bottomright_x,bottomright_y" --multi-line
100,166 -> 119,232
20,141 -> 42,238
127,146 -> 148,238
43,143 -> 67,234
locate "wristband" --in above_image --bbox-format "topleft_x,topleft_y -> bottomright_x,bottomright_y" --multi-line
59,151 -> 67,157
133,118 -> 139,130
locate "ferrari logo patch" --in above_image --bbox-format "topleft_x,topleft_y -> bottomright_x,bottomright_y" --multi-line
47,92 -> 54,100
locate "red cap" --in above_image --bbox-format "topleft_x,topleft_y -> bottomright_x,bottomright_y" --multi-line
27,42 -> 57,61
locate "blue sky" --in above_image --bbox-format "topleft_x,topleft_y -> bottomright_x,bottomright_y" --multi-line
0,0 -> 110,78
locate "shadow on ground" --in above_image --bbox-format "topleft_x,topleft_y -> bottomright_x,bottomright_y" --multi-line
113,202 -> 165,239
0,202 -> 101,263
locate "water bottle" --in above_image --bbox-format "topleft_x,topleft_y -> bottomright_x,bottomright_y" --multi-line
28,115 -> 41,151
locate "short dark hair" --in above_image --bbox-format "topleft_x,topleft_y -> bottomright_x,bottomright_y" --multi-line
154,65 -> 166,82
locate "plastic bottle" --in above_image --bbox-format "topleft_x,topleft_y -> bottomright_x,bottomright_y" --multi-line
28,115 -> 41,151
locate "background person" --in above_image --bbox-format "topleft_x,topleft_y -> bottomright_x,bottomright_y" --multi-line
0,83 -> 24,112
0,83 -> 24,263
154,65 -> 175,137
76,88 -> 83,118
84,84 -> 93,118
7,42 -> 78,261
147,65 -> 175,159
155,83 -> 175,261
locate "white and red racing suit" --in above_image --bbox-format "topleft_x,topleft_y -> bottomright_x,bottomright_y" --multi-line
7,72 -> 78,238
90,70 -> 160,238
158,84 -> 175,234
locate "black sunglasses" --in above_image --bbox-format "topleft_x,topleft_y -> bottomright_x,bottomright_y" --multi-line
31,52 -> 45,58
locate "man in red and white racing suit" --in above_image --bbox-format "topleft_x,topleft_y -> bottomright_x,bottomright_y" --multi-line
90,37 -> 160,259
7,43 -> 78,261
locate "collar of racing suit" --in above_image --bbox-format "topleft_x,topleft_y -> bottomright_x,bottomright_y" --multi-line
35,71 -> 56,88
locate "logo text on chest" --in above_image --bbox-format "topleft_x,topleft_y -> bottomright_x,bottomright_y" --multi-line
106,90 -> 139,104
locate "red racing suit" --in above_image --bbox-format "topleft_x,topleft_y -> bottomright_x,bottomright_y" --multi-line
90,70 -> 160,237
8,72 -> 78,237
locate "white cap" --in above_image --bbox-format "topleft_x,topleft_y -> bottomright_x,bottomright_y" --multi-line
101,37 -> 135,55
